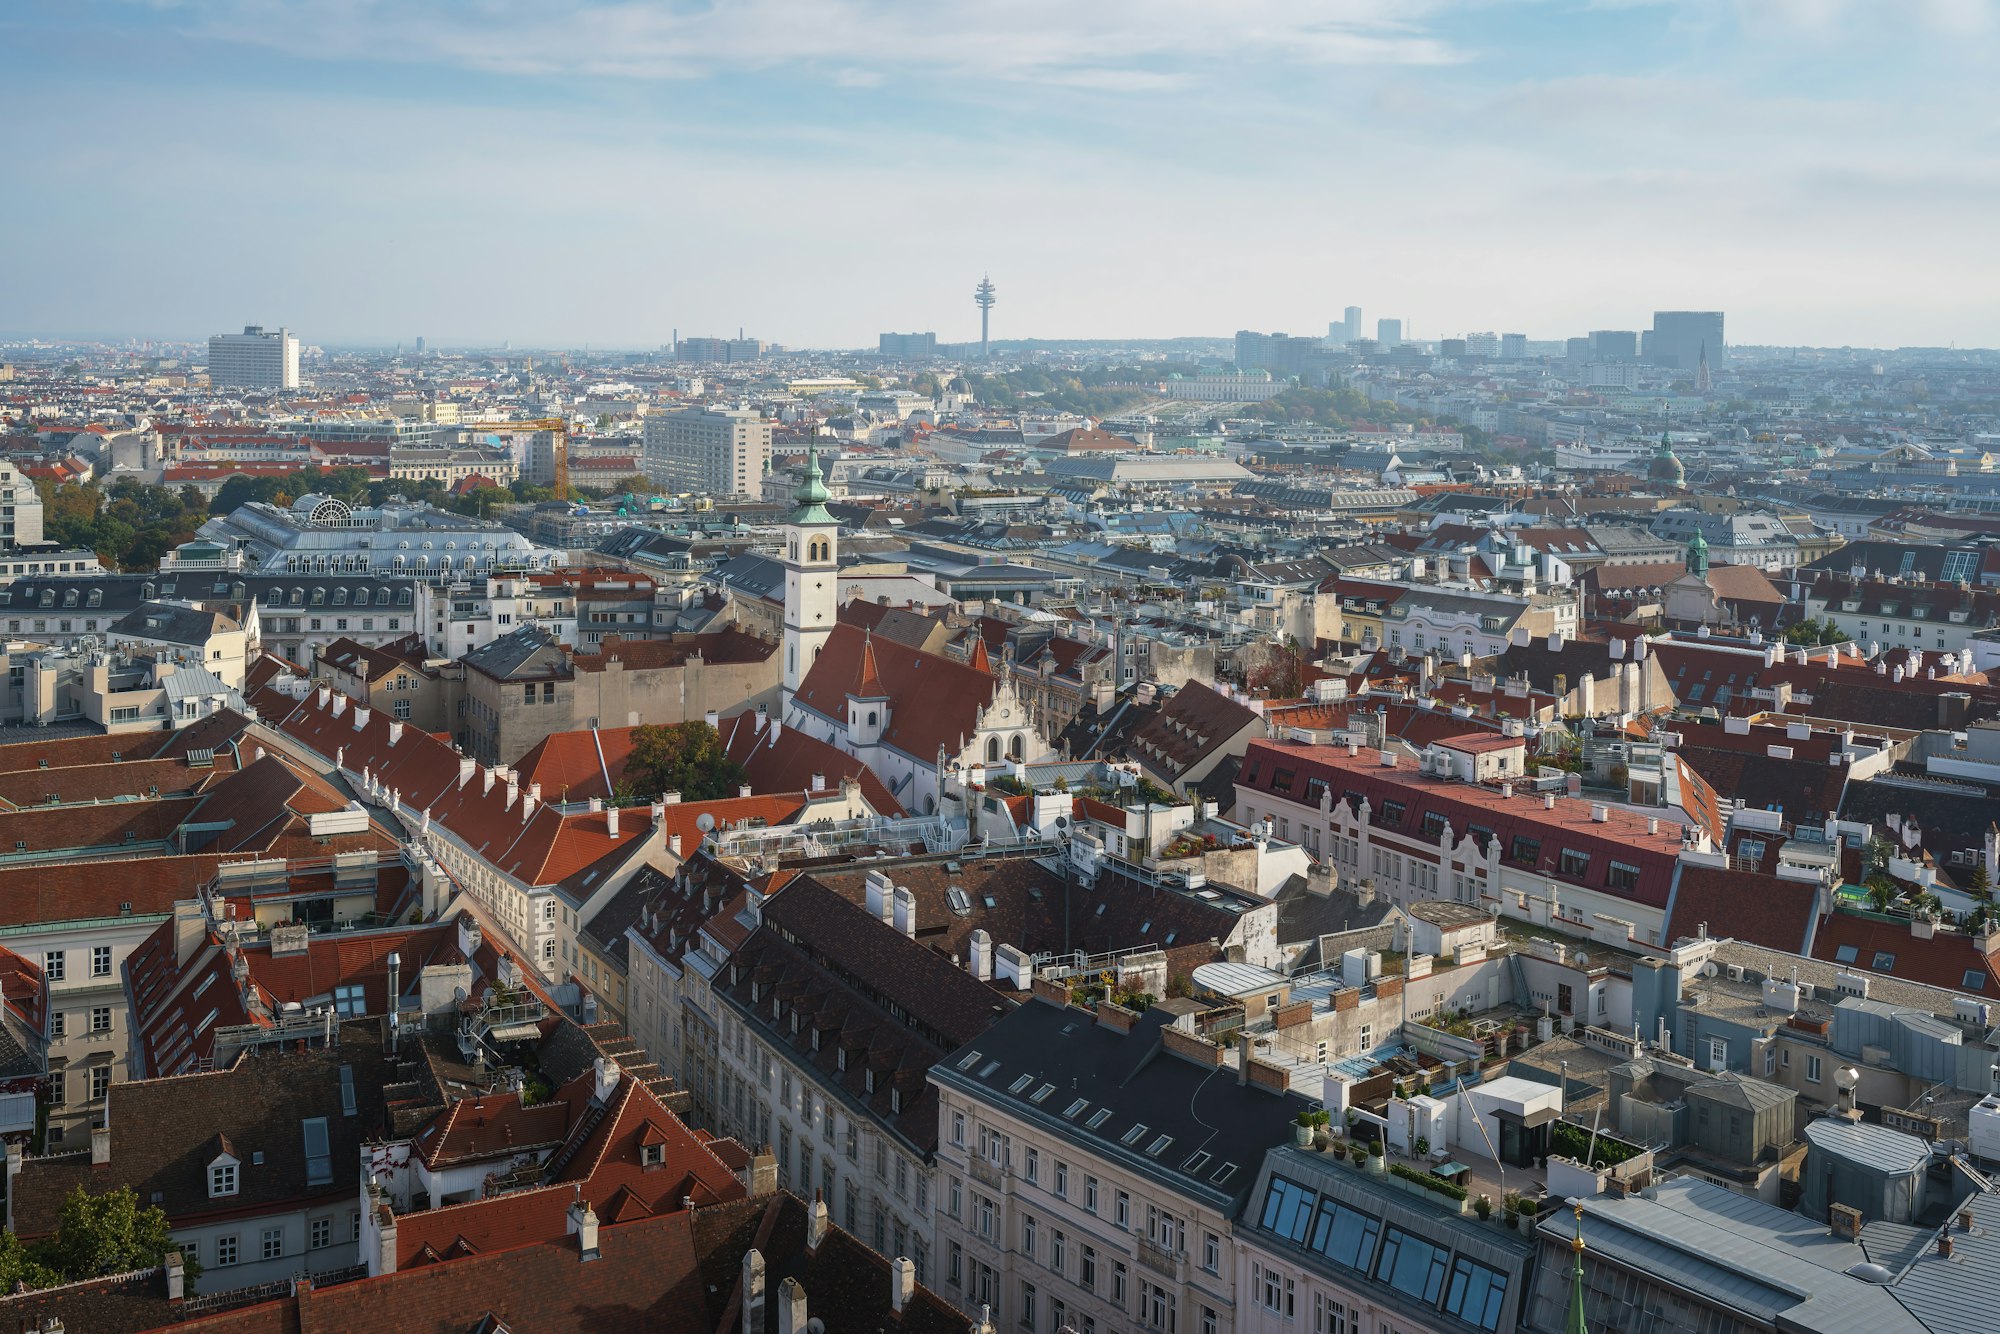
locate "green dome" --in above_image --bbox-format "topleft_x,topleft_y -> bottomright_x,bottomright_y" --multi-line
790,445 -> 834,524
1648,431 -> 1685,485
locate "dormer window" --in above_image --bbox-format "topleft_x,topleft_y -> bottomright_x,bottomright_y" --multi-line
210,1159 -> 239,1197
641,1142 -> 664,1167
891,1087 -> 903,1114
837,1048 -> 848,1071
865,1069 -> 876,1093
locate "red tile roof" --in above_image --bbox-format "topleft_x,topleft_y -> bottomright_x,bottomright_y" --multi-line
792,621 -> 1008,763
717,712 -> 904,816
1239,738 -> 1686,909
1664,864 -> 1819,953
264,690 -> 654,889
1810,912 -> 2000,994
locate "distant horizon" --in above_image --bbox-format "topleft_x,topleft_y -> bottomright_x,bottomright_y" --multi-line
5,330 -> 1998,360
4,2 -> 1997,348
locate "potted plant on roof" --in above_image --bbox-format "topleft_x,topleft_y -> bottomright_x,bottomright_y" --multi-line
1295,1112 -> 1314,1147
1365,1137 -> 1386,1176
1312,1111 -> 1333,1151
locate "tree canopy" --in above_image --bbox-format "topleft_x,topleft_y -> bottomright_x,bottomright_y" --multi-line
617,721 -> 746,804
0,1185 -> 193,1294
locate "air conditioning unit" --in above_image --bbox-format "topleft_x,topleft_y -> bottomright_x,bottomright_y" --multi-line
1726,964 -> 1745,982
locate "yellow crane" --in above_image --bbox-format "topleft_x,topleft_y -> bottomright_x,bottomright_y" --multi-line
479,417 -> 573,500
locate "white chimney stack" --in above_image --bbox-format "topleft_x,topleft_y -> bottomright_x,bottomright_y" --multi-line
607,806 -> 621,838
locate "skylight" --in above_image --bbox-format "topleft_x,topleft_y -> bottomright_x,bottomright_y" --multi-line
1009,1074 -> 1034,1094
1087,1109 -> 1113,1130
1121,1123 -> 1148,1144
1064,1098 -> 1089,1119
956,1050 -> 983,1071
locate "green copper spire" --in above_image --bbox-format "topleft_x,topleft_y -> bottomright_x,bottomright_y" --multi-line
790,442 -> 834,525
1566,1203 -> 1590,1334
1686,530 -> 1710,578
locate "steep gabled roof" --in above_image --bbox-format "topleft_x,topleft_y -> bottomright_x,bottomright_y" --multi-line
792,621 -> 1004,763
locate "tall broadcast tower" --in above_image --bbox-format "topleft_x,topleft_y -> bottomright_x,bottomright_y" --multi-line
973,274 -> 997,358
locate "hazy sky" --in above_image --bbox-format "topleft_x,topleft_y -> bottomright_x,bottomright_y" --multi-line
4,0 -> 1998,349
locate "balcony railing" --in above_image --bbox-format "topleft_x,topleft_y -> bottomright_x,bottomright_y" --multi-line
1137,1236 -> 1184,1280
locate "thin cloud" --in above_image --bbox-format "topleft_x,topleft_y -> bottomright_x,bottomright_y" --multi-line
139,0 -> 1464,86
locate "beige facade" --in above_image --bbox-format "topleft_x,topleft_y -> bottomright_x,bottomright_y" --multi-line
460,633 -> 779,766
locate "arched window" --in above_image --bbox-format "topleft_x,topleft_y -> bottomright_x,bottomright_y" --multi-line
867,710 -> 878,727
985,736 -> 1001,762
1008,734 -> 1025,762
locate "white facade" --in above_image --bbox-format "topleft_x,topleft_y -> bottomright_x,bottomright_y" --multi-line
13,913 -> 166,1145
208,326 -> 301,390
642,408 -> 772,499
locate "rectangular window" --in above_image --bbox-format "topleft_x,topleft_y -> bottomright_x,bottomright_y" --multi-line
311,1217 -> 332,1249
211,1163 -> 238,1197
1444,1257 -> 1511,1331
1202,1231 -> 1219,1273
91,1066 -> 111,1100
262,1228 -> 284,1261
1607,860 -> 1642,891
91,946 -> 112,977
1115,1190 -> 1130,1228
1051,1230 -> 1067,1272
1508,834 -> 1541,866
1054,1161 -> 1068,1198
1024,1147 -> 1039,1185
51,1012 -> 65,1040
1084,1176 -> 1098,1213
1807,1055 -> 1823,1083
1375,1226 -> 1450,1304
91,1006 -> 111,1033
43,951 -> 64,983
1559,848 -> 1590,878
1079,1245 -> 1096,1289
1021,1282 -> 1037,1328
215,1235 -> 238,1267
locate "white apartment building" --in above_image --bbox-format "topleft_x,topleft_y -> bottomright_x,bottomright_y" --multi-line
642,407 -> 771,498
207,325 -> 301,390
1162,370 -> 1283,403
0,460 -> 46,548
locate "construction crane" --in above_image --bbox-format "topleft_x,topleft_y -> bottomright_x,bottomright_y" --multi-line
477,417 -> 573,500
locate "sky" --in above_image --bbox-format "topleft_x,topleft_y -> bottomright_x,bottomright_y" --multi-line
3,0 -> 1998,350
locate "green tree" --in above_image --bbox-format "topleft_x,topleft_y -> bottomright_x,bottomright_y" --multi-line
30,1185 -> 192,1286
0,1229 -> 60,1292
1968,862 -> 1992,900
622,721 -> 745,803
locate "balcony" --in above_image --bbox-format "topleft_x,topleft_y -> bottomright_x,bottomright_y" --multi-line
968,1156 -> 1007,1191
1137,1236 -> 1185,1281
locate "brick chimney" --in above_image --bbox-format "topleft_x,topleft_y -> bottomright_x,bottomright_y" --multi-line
805,1191 -> 828,1253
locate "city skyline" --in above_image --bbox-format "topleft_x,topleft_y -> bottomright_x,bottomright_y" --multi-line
3,1 -> 1998,349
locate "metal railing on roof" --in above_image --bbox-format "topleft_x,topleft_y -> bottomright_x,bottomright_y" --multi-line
708,812 -> 968,863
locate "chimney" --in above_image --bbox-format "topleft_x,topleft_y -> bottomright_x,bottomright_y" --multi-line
1238,1031 -> 1253,1086
483,766 -> 497,794
376,1199 -> 398,1276
522,792 -> 537,823
505,778 -> 519,809
1939,1232 -> 1955,1260
865,869 -> 893,923
593,1056 -> 621,1105
811,772 -> 826,792
353,705 -> 371,731
669,833 -> 683,858
705,710 -> 719,729
459,755 -> 476,788
739,783 -> 753,798
890,1256 -> 916,1314
386,952 -> 401,1037
530,781 -> 542,804
741,1248 -> 767,1334
969,929 -> 994,982
567,1199 -> 600,1260
775,1277 -> 808,1334
91,1124 -> 110,1165
893,886 -> 917,938
607,806 -> 621,837
388,720 -> 404,746
805,1192 -> 829,1252
165,1250 -> 185,1302
769,720 -> 783,745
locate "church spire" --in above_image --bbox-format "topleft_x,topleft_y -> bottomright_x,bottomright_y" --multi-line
1565,1203 -> 1590,1334
790,441 -> 834,525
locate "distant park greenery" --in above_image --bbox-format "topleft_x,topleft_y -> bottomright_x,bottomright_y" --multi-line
960,367 -> 1161,418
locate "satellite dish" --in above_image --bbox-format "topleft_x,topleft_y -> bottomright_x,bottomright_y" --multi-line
1572,952 -> 1590,967
1702,962 -> 1719,977
695,812 -> 717,834
1054,815 -> 1070,830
